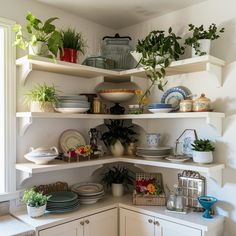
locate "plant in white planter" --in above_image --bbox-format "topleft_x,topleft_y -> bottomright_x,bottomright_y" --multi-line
25,83 -> 59,112
23,188 -> 50,218
101,166 -> 134,197
185,23 -> 225,57
101,120 -> 137,157
191,139 -> 215,164
13,12 -> 63,58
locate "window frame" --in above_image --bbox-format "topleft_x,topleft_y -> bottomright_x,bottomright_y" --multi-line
0,16 -> 17,201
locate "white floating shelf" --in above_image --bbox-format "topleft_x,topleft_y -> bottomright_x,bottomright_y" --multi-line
16,55 -> 225,85
16,156 -> 224,186
16,112 -> 225,136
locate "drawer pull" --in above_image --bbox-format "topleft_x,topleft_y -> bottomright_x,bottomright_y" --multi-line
80,221 -> 84,226
154,221 -> 160,226
85,219 -> 90,224
148,219 -> 153,224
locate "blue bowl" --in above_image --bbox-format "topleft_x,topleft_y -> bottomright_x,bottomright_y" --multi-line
198,196 -> 217,219
148,103 -> 172,109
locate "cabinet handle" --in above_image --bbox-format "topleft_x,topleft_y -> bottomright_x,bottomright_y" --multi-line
85,219 -> 90,224
148,219 -> 153,224
154,221 -> 160,226
80,221 -> 84,226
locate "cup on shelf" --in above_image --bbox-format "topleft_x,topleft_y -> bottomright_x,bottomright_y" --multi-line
146,133 -> 161,147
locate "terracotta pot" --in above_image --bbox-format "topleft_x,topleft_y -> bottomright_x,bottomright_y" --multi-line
60,48 -> 78,63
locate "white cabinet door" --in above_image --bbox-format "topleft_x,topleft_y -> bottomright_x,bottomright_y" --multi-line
84,208 -> 117,236
156,219 -> 201,236
120,208 -> 155,236
39,220 -> 82,236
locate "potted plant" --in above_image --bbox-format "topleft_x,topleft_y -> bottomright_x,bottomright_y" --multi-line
60,28 -> 86,63
23,188 -> 50,218
13,12 -> 63,58
101,166 -> 134,197
185,23 -> 225,57
101,120 -> 137,157
132,27 -> 184,97
25,83 -> 59,112
191,139 -> 215,164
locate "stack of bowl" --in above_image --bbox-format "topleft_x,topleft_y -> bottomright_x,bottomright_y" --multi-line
148,103 -> 172,113
55,95 -> 90,113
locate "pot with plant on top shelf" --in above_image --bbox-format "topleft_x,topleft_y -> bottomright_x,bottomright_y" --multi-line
191,139 -> 215,164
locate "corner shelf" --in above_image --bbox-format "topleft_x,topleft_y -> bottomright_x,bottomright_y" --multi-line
16,112 -> 225,136
16,55 -> 225,85
15,156 -> 225,186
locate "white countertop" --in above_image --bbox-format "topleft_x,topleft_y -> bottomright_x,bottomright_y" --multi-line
0,214 -> 34,236
11,194 -> 224,233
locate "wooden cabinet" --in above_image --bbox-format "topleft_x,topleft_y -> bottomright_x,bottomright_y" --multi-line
39,208 -> 117,236
120,208 -> 201,236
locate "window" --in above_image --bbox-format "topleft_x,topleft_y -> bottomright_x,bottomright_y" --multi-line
0,17 -> 16,199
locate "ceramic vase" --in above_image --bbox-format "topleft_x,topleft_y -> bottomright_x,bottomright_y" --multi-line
192,151 -> 213,164
29,41 -> 49,56
192,39 -> 211,57
110,140 -> 124,157
27,204 -> 46,218
60,48 -> 78,63
112,183 -> 124,197
30,101 -> 55,113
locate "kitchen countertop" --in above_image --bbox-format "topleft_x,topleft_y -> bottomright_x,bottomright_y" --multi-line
0,214 -> 34,236
11,194 -> 224,233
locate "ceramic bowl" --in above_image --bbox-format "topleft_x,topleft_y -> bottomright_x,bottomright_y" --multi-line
24,155 -> 58,165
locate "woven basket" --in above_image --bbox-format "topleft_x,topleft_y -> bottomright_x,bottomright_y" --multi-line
133,172 -> 166,206
35,181 -> 69,195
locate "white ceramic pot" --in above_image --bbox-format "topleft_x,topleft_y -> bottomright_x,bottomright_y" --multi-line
192,151 -> 213,164
112,183 -> 124,197
110,140 -> 125,157
29,41 -> 49,56
30,101 -> 55,112
27,204 -> 46,218
192,39 -> 211,57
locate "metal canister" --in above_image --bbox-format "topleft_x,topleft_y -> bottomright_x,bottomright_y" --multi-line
179,98 -> 193,112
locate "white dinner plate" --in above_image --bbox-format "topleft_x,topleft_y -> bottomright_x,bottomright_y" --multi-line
59,129 -> 86,153
165,156 -> 191,163
148,108 -> 172,113
55,107 -> 89,113
71,183 -> 104,196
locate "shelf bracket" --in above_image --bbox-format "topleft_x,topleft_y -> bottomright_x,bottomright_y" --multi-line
88,119 -> 104,129
208,169 -> 223,187
18,60 -> 32,85
19,117 -> 33,136
206,116 -> 223,136
17,171 -> 32,186
206,63 -> 222,87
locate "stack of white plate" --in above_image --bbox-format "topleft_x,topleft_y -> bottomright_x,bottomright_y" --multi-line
55,95 -> 90,113
71,183 -> 105,204
136,146 -> 172,160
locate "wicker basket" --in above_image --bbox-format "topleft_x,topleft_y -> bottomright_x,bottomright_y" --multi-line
35,181 -> 69,195
133,172 -> 166,206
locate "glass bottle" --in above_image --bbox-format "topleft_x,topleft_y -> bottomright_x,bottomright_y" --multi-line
174,186 -> 184,212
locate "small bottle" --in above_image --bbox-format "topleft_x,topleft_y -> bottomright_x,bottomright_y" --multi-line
93,97 -> 101,114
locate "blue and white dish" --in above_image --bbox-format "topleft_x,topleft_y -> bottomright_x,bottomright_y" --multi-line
161,86 -> 191,111
148,108 -> 172,113
148,103 -> 172,109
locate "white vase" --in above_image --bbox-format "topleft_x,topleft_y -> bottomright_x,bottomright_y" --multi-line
112,183 -> 124,197
29,41 -> 49,56
192,39 -> 211,57
192,151 -> 213,164
30,101 -> 55,112
110,140 -> 124,157
27,204 -> 46,218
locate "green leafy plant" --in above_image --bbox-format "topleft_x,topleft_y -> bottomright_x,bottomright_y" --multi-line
191,139 -> 215,152
61,28 -> 86,54
101,120 -> 137,147
25,83 -> 59,106
23,188 -> 50,207
185,23 -> 225,56
13,12 -> 63,58
136,27 -> 184,94
101,166 -> 134,189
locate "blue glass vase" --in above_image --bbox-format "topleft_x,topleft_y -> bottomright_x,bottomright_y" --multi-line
198,196 -> 217,219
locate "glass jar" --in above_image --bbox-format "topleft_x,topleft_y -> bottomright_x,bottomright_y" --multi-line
166,194 -> 176,211
174,187 -> 184,212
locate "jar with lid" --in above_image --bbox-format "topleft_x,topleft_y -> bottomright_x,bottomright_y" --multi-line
92,97 -> 101,114
174,186 -> 184,212
179,98 -> 193,112
193,93 -> 211,112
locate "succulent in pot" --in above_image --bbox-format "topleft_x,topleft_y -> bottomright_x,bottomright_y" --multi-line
13,12 -> 63,58
25,83 -> 59,112
101,166 -> 134,197
23,188 -> 51,218
191,139 -> 215,164
185,23 -> 225,57
60,28 -> 86,63
101,120 -> 137,157
134,27 -> 184,101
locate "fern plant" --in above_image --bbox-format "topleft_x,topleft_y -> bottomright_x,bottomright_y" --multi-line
191,139 -> 215,152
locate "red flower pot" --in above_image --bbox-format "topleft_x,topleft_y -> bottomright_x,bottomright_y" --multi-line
60,48 -> 78,63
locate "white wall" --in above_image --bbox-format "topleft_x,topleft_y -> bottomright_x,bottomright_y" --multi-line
120,0 -> 236,235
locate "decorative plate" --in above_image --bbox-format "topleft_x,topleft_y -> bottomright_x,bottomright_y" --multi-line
165,155 -> 191,163
55,107 -> 90,113
161,86 -> 191,111
71,183 -> 104,196
59,129 -> 86,153
137,146 -> 172,151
